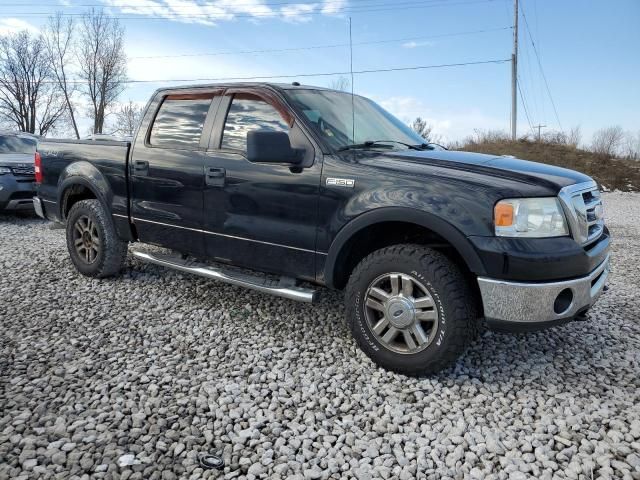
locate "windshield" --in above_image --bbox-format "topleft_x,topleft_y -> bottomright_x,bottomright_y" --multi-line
285,89 -> 427,151
0,136 -> 37,154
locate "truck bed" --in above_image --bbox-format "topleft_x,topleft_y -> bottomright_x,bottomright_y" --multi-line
37,138 -> 131,223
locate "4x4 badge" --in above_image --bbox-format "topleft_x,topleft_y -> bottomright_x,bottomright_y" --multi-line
326,178 -> 355,188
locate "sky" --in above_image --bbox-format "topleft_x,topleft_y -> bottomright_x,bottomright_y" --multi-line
0,0 -> 638,143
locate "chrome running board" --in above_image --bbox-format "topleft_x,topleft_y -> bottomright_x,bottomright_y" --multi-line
132,250 -> 318,303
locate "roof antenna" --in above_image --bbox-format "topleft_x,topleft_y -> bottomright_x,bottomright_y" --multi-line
349,16 -> 355,145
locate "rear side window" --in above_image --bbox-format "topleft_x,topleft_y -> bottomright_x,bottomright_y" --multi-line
221,94 -> 289,152
149,95 -> 213,148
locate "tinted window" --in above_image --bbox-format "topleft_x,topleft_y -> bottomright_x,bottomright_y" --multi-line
149,96 -> 212,148
221,94 -> 289,152
0,136 -> 37,154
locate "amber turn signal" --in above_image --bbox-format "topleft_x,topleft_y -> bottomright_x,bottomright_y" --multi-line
494,202 -> 514,227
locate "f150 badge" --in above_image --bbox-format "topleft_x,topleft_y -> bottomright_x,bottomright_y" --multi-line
326,177 -> 355,188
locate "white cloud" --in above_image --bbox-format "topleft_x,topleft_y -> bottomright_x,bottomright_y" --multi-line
0,18 -> 39,36
102,0 -> 347,26
280,3 -> 317,23
401,40 -> 435,49
321,0 -> 347,15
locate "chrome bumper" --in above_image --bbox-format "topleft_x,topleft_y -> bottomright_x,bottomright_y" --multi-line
478,254 -> 610,325
33,196 -> 45,218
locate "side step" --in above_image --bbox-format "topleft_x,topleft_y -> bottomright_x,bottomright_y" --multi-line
131,251 -> 318,303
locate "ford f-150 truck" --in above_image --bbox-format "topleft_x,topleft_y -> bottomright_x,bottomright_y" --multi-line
34,83 -> 610,375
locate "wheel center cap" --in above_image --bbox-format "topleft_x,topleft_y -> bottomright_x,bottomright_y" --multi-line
386,297 -> 415,329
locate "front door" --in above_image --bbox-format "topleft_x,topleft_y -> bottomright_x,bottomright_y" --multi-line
130,91 -> 219,256
202,90 -> 321,280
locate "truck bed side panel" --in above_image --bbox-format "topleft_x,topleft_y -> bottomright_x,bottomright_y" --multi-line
38,140 -> 132,239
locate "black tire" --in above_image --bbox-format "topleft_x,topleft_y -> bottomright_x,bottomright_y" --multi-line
345,244 -> 477,376
65,199 -> 128,278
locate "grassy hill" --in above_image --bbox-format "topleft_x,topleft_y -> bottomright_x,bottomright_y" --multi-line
458,138 -> 640,191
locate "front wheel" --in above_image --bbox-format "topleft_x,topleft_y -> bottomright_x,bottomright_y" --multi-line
345,244 -> 477,376
66,199 -> 128,278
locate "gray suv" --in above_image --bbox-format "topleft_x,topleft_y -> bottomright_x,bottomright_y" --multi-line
0,132 -> 38,212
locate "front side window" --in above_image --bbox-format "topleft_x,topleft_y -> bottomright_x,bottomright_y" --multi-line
149,95 -> 212,148
221,94 -> 289,152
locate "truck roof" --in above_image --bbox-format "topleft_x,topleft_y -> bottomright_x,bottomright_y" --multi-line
153,82 -> 339,94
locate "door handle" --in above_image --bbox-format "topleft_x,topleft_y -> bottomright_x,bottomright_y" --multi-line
133,160 -> 149,175
206,167 -> 225,187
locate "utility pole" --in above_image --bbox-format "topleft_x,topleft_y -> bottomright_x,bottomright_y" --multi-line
532,124 -> 546,142
511,0 -> 518,141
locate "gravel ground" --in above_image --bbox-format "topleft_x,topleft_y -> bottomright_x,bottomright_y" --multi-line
1,192 -> 639,480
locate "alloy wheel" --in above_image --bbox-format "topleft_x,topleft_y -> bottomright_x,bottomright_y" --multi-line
73,215 -> 100,264
364,272 -> 439,354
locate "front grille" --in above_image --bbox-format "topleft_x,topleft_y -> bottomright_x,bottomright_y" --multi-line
11,166 -> 35,176
559,181 -> 605,246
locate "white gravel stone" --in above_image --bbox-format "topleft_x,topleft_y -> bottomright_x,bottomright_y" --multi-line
1,191 -> 639,479
117,453 -> 140,467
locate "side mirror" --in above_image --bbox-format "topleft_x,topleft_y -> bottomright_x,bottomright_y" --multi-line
247,130 -> 303,165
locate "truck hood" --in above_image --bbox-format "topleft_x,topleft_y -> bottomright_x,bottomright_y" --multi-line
357,149 -> 592,191
0,153 -> 35,166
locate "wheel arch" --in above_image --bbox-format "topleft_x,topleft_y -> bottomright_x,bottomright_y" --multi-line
324,207 -> 486,290
57,161 -> 112,220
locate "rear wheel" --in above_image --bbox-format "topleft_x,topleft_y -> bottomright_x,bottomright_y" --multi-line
345,244 -> 477,376
66,199 -> 128,278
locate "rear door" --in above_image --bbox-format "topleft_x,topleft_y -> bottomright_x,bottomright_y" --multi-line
129,90 -> 220,255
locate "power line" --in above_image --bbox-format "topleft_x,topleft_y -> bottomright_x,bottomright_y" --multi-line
0,0 -> 474,8
518,7 -> 539,124
4,0 -> 508,19
37,58 -> 511,84
520,3 -> 562,131
516,76 -> 534,133
128,26 -> 512,60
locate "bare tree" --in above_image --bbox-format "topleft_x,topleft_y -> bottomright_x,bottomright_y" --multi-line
44,13 -> 80,139
112,100 -> 143,136
77,9 -> 127,134
591,125 -> 625,158
622,130 -> 640,161
411,117 -> 439,143
541,130 -> 568,145
566,125 -> 581,148
0,31 -> 66,136
328,76 -> 350,92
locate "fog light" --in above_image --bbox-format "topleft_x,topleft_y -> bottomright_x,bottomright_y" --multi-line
553,288 -> 573,314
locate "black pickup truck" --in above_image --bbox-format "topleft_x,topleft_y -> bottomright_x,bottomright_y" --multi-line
34,82 -> 610,375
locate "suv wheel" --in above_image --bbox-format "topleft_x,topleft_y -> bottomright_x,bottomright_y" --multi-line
345,244 -> 476,376
66,199 -> 128,278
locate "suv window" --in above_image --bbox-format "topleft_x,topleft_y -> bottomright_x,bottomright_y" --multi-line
0,136 -> 37,154
221,94 -> 289,152
149,96 -> 212,148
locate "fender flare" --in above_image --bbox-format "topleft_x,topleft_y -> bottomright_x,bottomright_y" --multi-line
324,207 -> 486,288
57,161 -> 112,219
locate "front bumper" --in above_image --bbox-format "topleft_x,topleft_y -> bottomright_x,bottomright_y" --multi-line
478,254 -> 610,331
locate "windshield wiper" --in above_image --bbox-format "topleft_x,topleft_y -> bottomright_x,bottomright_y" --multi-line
337,140 -> 423,152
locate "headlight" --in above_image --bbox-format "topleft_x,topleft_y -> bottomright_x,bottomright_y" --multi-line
0,167 -> 11,175
494,197 -> 568,238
